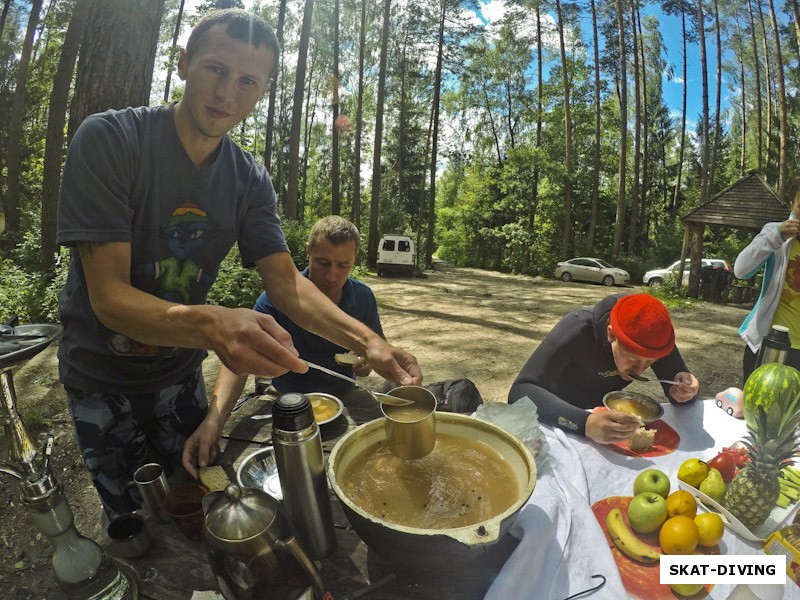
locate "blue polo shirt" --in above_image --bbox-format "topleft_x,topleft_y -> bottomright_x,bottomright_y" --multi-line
254,267 -> 384,394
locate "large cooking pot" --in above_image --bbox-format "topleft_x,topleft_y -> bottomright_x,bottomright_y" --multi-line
327,412 -> 536,571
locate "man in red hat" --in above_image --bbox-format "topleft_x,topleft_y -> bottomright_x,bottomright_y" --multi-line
509,293 -> 699,444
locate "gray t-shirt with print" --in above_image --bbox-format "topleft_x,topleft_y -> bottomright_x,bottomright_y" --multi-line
57,104 -> 288,393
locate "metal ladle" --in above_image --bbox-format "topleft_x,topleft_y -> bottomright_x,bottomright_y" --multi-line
628,373 -> 680,385
303,360 -> 413,406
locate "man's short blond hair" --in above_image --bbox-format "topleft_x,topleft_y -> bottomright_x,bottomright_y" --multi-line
307,216 -> 360,253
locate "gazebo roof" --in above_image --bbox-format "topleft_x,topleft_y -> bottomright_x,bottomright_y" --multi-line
681,171 -> 787,230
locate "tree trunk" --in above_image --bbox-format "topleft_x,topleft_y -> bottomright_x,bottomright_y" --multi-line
792,0 -> 800,63
425,1 -> 445,270
68,0 -> 165,140
0,0 -> 11,39
2,0 -> 43,238
263,0 -> 287,175
612,0 -> 627,261
766,0 -> 787,198
708,0 -> 721,196
351,0 -> 367,231
556,0 -> 572,260
637,3 -> 649,248
736,16 -> 747,176
286,0 -> 315,220
523,0 -> 544,273
757,0 -> 773,181
747,0 -> 763,173
367,0 -> 391,269
162,0 -> 185,103
671,9 -> 688,221
588,0 -> 601,251
41,0 -> 91,270
331,0 -> 341,215
627,0 -> 641,254
695,0 -> 709,207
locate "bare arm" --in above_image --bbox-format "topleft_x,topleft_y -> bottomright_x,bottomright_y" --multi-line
182,366 -> 247,478
255,252 -> 422,386
78,241 -> 307,376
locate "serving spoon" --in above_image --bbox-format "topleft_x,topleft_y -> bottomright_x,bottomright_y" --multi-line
629,373 -> 681,386
303,360 -> 414,406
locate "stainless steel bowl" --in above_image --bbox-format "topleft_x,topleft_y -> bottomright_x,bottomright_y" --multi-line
236,447 -> 283,500
603,390 -> 664,423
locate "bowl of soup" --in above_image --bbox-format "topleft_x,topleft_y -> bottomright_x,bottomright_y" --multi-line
603,390 -> 664,423
327,412 -> 537,571
307,392 -> 343,425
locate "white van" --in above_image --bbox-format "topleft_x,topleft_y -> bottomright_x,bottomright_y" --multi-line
377,234 -> 416,276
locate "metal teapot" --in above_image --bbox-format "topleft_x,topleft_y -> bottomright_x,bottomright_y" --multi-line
202,483 -> 327,600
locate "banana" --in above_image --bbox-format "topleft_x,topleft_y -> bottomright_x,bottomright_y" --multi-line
606,508 -> 661,564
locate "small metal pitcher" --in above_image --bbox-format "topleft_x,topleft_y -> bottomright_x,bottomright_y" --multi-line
202,484 -> 327,600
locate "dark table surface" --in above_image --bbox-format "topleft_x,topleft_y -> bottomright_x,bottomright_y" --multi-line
107,390 -> 518,600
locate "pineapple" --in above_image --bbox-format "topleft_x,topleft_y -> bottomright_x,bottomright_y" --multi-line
725,389 -> 800,531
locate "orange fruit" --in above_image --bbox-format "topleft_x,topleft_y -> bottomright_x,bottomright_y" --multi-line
659,515 -> 700,554
694,512 -> 725,547
666,490 -> 698,519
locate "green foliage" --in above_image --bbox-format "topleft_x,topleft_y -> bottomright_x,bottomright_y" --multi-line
0,244 -> 69,324
205,246 -> 263,308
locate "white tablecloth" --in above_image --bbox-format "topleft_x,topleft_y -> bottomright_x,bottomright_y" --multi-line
484,399 -> 800,600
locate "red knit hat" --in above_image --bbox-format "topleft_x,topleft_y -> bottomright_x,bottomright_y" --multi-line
609,294 -> 675,359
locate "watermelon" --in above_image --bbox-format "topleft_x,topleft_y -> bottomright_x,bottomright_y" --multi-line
742,363 -> 800,430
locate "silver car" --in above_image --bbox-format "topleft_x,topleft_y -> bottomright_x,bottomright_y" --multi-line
643,258 -> 731,287
554,257 -> 630,287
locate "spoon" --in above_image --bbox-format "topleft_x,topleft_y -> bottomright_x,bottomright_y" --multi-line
303,360 -> 414,406
629,373 -> 681,385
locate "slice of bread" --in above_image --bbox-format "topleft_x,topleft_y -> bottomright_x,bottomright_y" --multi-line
628,427 -> 656,452
334,353 -> 359,366
199,465 -> 230,492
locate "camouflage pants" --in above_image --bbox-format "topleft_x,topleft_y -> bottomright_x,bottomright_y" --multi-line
66,369 -> 207,519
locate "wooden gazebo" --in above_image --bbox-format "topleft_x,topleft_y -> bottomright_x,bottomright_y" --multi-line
679,171 -> 787,296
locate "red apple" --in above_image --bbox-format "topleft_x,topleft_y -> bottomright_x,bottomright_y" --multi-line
708,452 -> 736,483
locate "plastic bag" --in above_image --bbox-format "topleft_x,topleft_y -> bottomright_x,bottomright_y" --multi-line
476,396 -> 550,472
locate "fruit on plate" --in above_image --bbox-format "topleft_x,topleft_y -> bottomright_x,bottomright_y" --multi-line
721,445 -> 750,468
707,452 -> 736,483
628,492 -> 668,533
699,468 -> 726,504
778,465 -> 800,508
677,458 -> 710,488
742,363 -> 800,431
665,490 -> 697,519
633,468 -> 670,498
606,507 -> 661,563
670,582 -> 705,597
694,512 -> 724,547
725,365 -> 800,530
659,515 -> 700,554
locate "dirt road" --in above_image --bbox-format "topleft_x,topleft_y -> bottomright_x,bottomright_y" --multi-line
0,263 -> 748,598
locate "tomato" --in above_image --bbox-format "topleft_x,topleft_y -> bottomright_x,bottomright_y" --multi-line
708,452 -> 737,483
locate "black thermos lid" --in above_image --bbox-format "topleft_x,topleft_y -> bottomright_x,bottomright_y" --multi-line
272,392 -> 314,432
766,325 -> 791,351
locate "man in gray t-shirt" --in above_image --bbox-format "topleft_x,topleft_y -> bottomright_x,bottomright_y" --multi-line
57,9 -> 421,519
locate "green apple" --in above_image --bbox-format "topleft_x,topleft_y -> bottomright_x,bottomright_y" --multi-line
670,582 -> 704,597
627,492 -> 668,533
633,468 -> 671,498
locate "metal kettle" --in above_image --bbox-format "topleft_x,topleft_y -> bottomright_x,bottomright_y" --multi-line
202,483 -> 327,600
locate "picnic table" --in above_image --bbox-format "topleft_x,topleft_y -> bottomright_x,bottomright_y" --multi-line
107,389 -> 517,600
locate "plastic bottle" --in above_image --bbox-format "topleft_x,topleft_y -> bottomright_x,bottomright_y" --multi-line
272,392 -> 337,559
756,325 -> 791,368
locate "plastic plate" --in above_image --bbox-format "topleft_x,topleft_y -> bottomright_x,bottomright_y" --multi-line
677,480 -> 796,542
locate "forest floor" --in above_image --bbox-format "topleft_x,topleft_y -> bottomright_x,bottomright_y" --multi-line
0,262 -> 749,598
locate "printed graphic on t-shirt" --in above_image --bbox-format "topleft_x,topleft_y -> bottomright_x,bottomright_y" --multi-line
109,203 -> 216,358
597,370 -> 620,377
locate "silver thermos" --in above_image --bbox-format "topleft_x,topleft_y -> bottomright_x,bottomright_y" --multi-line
756,324 -> 791,367
272,392 -> 337,559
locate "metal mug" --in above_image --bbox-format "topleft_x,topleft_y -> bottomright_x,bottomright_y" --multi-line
107,513 -> 152,558
381,385 -> 437,460
124,463 -> 171,524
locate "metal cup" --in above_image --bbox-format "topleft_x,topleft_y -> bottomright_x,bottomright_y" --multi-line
124,463 -> 171,524
107,513 -> 152,558
381,385 -> 437,460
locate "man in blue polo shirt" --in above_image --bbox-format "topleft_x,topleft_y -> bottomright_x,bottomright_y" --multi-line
183,216 -> 384,467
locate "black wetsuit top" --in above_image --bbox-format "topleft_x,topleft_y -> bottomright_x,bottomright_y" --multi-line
508,294 -> 696,436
